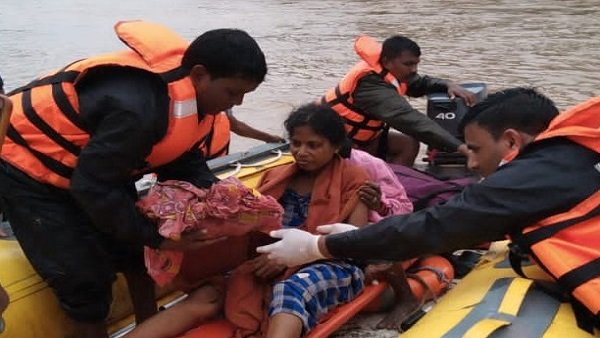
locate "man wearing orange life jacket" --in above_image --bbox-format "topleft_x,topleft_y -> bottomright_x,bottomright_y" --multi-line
0,21 -> 267,338
259,88 -> 600,333
322,35 -> 475,166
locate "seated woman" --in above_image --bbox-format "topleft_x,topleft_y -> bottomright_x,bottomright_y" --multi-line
125,103 -> 369,338
226,103 -> 370,338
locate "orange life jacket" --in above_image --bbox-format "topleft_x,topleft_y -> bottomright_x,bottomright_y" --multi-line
510,96 -> 600,326
199,111 -> 231,160
1,21 -> 215,189
322,35 -> 408,145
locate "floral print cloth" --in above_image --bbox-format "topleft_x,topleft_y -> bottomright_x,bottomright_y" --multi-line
137,177 -> 283,286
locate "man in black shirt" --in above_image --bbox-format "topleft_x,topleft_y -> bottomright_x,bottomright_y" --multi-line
258,89 -> 600,328
0,22 -> 267,338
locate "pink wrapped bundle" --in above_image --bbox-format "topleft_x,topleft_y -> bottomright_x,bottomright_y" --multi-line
138,177 -> 283,285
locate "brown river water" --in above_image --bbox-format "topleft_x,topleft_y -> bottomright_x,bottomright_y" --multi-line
1,0 -> 599,153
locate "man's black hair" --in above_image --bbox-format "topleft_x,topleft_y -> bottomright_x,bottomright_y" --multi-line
458,87 -> 559,139
284,103 -> 347,147
182,29 -> 267,83
379,35 -> 421,64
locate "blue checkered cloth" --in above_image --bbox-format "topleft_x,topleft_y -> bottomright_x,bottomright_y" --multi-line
269,261 -> 365,333
279,188 -> 311,228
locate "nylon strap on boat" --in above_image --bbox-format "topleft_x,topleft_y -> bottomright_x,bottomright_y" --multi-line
463,318 -> 510,338
441,277 -> 560,338
497,278 -> 532,316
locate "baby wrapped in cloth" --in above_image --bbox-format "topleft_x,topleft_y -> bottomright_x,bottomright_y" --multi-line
137,177 -> 283,286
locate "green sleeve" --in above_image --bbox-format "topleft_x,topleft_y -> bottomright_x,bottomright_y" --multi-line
405,74 -> 449,97
353,73 -> 461,152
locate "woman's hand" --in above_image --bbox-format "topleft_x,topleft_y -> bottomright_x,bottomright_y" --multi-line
358,181 -> 382,211
249,254 -> 287,280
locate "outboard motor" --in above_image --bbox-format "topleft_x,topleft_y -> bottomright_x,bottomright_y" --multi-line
426,83 -> 487,166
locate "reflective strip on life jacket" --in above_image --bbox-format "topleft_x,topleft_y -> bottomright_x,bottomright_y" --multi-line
0,21 -> 213,189
322,35 -> 407,144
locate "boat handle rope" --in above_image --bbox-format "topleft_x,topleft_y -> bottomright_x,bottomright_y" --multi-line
221,162 -> 242,179
236,149 -> 283,168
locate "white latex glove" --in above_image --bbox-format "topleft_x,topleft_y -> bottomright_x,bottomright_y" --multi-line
317,223 -> 358,235
256,229 -> 324,267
